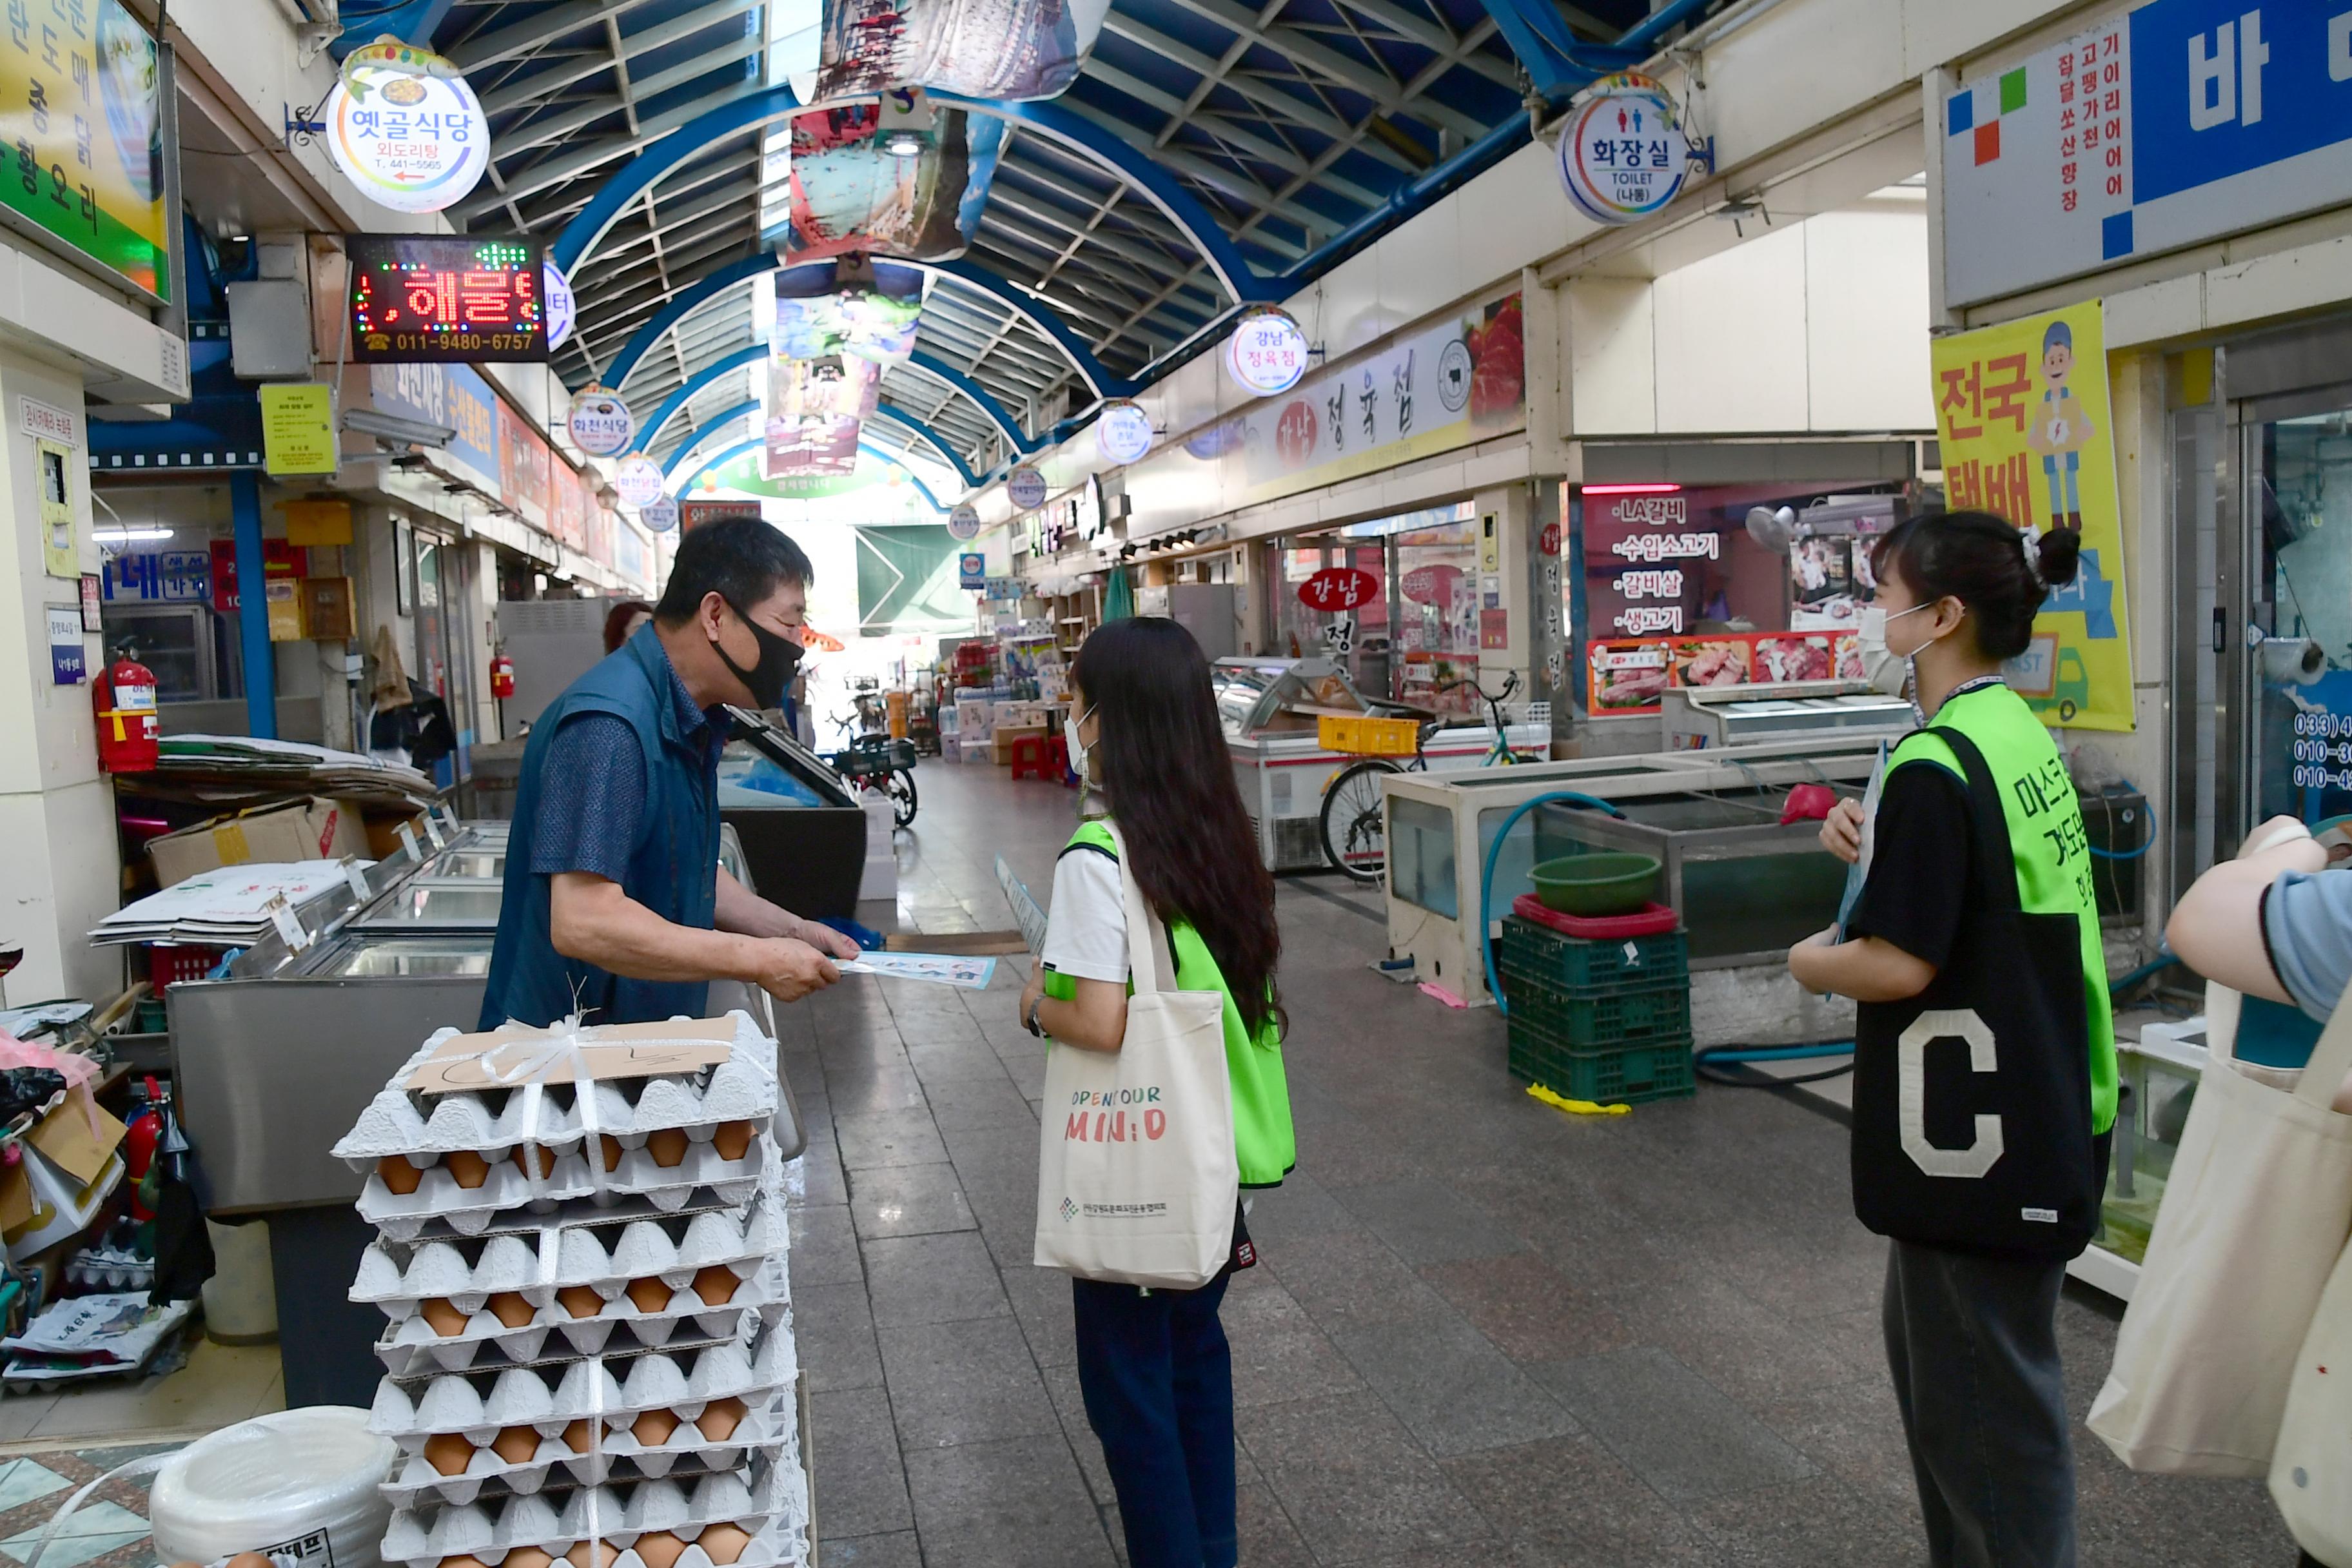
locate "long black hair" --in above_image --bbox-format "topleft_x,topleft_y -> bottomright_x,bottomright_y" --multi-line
1072,618 -> 1282,1037
1870,510 -> 2083,661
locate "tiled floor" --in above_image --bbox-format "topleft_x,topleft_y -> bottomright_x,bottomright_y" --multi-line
0,1446 -> 179,1568
800,761 -> 2300,1566
0,1339 -> 281,1454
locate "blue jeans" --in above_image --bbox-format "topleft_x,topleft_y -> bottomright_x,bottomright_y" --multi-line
2042,450 -> 2080,520
1072,1273 -> 1237,1568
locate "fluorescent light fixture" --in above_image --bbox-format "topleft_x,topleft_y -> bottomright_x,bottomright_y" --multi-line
94,526 -> 173,544
883,130 -> 925,157
1580,483 -> 1683,496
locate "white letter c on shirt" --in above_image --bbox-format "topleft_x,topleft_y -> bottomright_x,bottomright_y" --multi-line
1899,1008 -> 2005,1179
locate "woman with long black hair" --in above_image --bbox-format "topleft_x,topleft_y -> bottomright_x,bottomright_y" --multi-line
1017,616 -> 1295,1568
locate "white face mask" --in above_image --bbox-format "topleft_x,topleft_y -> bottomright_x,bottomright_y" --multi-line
1855,603 -> 1937,698
1064,705 -> 1097,781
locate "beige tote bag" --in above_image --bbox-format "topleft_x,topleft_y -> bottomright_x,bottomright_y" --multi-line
2088,983 -> 2352,1478
1033,825 -> 1239,1289
2273,1199 -> 2352,1559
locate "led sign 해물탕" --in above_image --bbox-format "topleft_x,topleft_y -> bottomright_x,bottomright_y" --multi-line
348,235 -> 548,363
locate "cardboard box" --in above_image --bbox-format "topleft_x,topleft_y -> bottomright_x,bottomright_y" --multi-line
148,796 -> 370,887
992,725 -> 1044,764
5,1099 -> 128,1262
365,808 -> 431,861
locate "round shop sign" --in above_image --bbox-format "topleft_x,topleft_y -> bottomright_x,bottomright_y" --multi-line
638,494 -> 680,534
1007,466 -> 1048,511
614,454 -> 667,510
567,387 -> 635,457
948,503 -> 982,540
1298,567 -> 1379,612
326,60 -> 491,215
545,262 -> 577,350
1556,72 -> 1689,226
1226,307 -> 1309,397
1097,400 -> 1153,464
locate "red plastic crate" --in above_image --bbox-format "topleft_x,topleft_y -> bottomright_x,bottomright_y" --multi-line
148,945 -> 227,988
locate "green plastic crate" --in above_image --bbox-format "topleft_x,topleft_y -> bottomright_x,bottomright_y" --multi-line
1508,1017 -> 1694,1106
1500,969 -> 1692,1050
1498,916 -> 1688,994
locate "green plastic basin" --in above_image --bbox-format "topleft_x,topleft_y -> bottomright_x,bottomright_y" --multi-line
1529,853 -> 1662,916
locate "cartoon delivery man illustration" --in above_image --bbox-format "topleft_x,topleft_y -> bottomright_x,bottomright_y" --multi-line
2025,319 -> 2093,532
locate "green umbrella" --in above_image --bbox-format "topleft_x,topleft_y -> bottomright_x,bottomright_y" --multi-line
1102,563 -> 1134,622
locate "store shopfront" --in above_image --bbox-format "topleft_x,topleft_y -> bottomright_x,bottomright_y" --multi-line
1266,503 -> 1496,713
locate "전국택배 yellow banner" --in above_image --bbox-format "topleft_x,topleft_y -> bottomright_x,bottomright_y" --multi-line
1930,300 -> 2133,732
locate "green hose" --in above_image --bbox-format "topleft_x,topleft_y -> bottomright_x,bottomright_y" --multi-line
1476,790 -> 1628,1017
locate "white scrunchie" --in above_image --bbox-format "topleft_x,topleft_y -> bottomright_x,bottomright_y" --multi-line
2019,528 -> 2043,582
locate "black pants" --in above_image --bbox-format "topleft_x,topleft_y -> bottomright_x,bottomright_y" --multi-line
1072,1271 -> 1237,1568
1883,1239 -> 2077,1568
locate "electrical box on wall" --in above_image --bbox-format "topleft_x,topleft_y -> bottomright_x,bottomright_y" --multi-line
226,280 -> 313,379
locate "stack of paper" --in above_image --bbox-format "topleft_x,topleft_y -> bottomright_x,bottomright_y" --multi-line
152,734 -> 438,810
89,861 -> 357,947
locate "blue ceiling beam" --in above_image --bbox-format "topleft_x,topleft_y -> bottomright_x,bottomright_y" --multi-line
906,351 -> 1041,454
872,402 -> 982,491
1472,0 -> 1712,98
660,400 -> 761,478
674,438 -> 945,512
550,83 -> 1279,305
632,346 -> 767,455
606,253 -> 1139,402
331,1 -> 457,58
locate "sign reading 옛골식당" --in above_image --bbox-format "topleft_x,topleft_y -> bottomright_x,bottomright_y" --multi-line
348,234 -> 548,363
0,1 -> 168,301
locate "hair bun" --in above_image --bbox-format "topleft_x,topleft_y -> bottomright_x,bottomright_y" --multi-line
2034,527 -> 2084,587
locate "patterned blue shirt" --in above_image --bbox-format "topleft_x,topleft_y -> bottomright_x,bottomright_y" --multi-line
2264,868 -> 2352,1023
530,637 -> 729,883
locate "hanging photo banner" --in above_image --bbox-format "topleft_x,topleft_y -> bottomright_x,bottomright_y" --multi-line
545,262 -> 576,350
1096,400 -> 1153,464
815,0 -> 1109,102
1007,466 -> 1048,511
766,415 -> 864,478
567,386 -> 635,457
326,50 -> 490,215
947,502 -> 982,540
770,266 -> 925,366
1556,72 -> 1689,226
1226,308 -> 1309,397
613,453 -> 667,510
1929,299 -> 2132,732
638,494 -> 680,534
782,103 -> 1004,263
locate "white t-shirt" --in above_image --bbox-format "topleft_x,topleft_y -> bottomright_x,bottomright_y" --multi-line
1041,848 -> 1128,984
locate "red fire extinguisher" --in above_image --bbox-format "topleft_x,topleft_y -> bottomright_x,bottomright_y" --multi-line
93,655 -> 159,773
490,652 -> 516,700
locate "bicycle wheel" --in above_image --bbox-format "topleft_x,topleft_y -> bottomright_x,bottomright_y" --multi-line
887,767 -> 919,828
1319,760 -> 1401,883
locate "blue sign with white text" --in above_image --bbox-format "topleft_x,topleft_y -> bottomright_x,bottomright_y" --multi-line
2132,0 -> 2352,202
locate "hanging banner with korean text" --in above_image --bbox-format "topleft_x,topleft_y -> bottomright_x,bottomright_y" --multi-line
1929,300 -> 2133,732
816,0 -> 1110,101
0,0 -> 169,301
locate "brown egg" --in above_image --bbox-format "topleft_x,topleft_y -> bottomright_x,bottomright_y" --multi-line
691,1265 -> 740,1306
645,1127 -> 691,1168
505,1551 -> 556,1568
624,1275 -> 672,1314
562,1418 -> 596,1454
598,1134 -> 624,1171
378,1156 -> 424,1195
711,1121 -> 754,1161
444,1148 -> 493,1190
436,1558 -> 491,1568
490,1424 -> 540,1464
694,1397 -> 746,1442
558,1284 -> 606,1320
422,1431 -> 475,1475
486,1292 -> 536,1328
564,1543 -> 619,1568
632,1534 -> 687,1568
513,1143 -> 556,1179
697,1524 -> 754,1566
419,1298 -> 470,1338
226,1554 -> 275,1568
631,1406 -> 680,1447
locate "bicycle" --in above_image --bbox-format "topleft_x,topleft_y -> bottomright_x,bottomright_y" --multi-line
830,733 -> 919,828
1317,674 -> 1525,885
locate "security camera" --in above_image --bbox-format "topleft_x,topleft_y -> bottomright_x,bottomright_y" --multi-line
343,407 -> 456,448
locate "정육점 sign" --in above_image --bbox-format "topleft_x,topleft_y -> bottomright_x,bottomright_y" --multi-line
1557,72 -> 1689,224
947,503 -> 982,540
1226,307 -> 1309,396
1096,400 -> 1153,464
348,234 -> 547,362
1006,466 -> 1048,511
613,454 -> 667,510
567,387 -> 635,457
327,52 -> 489,215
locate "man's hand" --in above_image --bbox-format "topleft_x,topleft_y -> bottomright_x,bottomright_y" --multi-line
790,916 -> 863,961
1819,798 -> 1865,864
745,937 -> 841,1003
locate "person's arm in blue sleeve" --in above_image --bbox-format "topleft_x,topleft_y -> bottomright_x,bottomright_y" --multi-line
2167,816 -> 2332,1013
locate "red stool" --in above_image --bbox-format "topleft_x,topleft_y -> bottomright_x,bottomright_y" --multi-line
1044,734 -> 1077,787
1009,734 -> 1048,779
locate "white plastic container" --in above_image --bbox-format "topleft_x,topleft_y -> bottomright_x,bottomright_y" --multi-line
149,1407 -> 395,1568
201,1218 -> 277,1345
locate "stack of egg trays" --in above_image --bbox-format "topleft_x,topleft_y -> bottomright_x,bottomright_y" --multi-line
333,1012 -> 810,1568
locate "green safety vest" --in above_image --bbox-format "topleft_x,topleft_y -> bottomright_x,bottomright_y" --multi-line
1889,683 -> 2117,1135
1044,819 -> 1297,1188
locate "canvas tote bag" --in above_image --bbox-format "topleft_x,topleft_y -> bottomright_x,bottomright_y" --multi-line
1033,824 -> 1239,1289
2088,982 -> 2352,1477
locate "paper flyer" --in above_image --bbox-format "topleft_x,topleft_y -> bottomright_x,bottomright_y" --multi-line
1836,739 -> 1890,941
839,952 -> 997,989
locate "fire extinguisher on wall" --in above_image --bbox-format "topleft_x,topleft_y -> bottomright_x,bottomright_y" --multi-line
93,654 -> 159,773
490,652 -> 515,700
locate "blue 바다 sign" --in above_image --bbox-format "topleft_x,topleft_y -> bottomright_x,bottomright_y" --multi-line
1942,0 -> 2352,306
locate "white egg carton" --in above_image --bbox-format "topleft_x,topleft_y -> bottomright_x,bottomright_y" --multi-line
382,1505 -> 809,1568
379,1387 -> 798,1505
356,1196 -> 782,1310
356,1138 -> 769,1239
371,1257 -> 785,1378
334,1017 -> 779,1168
369,1320 -> 797,1447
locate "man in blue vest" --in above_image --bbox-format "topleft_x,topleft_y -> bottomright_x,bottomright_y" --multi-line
479,516 -> 856,1030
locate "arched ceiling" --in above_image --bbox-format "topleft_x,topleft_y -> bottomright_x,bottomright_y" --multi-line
382,0 -> 1710,489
